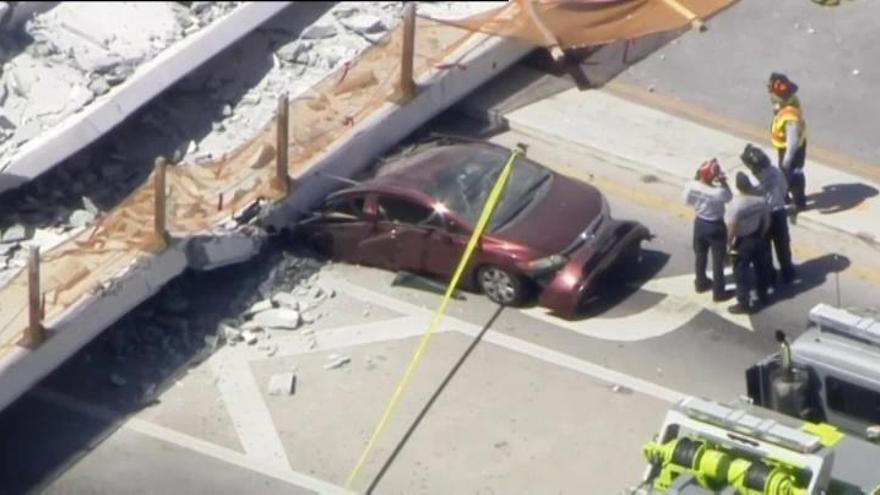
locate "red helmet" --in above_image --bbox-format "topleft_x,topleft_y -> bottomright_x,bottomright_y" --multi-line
769,72 -> 798,99
699,159 -> 721,183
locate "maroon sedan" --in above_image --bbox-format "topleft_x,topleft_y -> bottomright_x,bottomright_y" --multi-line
297,142 -> 650,316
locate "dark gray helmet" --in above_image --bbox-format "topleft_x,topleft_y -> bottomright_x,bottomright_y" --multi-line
740,143 -> 771,170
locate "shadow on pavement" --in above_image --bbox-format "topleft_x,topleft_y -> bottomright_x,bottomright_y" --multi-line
772,253 -> 850,304
366,304 -> 505,495
807,182 -> 879,215
575,248 -> 671,320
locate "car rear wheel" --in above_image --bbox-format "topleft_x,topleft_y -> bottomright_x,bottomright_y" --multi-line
477,266 -> 525,306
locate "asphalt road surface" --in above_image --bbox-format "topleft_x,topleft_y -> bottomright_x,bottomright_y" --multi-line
2,123 -> 879,494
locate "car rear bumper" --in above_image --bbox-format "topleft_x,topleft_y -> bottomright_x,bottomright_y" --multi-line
537,219 -> 651,317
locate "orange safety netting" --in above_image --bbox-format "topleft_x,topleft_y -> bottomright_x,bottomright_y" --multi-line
0,0 -> 736,355
435,0 -> 736,49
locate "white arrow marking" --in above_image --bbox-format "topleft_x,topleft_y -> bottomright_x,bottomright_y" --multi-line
521,266 -> 754,341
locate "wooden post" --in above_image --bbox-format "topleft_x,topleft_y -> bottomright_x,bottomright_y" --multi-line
659,0 -> 706,31
400,3 -> 416,100
275,93 -> 290,194
153,156 -> 168,244
524,0 -> 566,64
217,192 -> 224,212
25,246 -> 45,347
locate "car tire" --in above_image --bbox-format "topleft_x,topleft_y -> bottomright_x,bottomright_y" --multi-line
477,265 -> 525,307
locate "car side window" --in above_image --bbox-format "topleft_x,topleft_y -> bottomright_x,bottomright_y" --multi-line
377,196 -> 433,225
324,197 -> 366,217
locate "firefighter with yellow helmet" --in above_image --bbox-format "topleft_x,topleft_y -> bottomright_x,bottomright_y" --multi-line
768,72 -> 808,212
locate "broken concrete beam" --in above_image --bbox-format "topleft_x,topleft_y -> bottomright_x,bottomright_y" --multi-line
267,371 -> 296,396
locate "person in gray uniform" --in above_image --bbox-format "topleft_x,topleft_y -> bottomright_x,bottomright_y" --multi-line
683,159 -> 733,301
741,144 -> 796,286
726,172 -> 772,315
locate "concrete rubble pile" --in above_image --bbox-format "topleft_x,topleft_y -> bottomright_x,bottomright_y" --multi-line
0,2 -> 242,171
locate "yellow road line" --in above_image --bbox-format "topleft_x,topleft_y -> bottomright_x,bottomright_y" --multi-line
603,80 -> 880,185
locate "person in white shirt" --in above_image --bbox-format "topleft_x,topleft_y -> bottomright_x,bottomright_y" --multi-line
725,172 -> 772,315
682,159 -> 733,301
740,143 -> 797,286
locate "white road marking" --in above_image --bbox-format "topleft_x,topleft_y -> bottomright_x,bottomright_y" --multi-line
640,267 -> 754,331
326,277 -> 688,404
32,388 -> 348,495
209,347 -> 293,472
522,266 -> 752,341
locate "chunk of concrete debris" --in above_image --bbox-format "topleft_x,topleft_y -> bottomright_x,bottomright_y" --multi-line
88,76 -> 111,96
271,292 -> 300,310
109,373 -> 127,387
301,23 -> 338,40
242,329 -> 259,345
309,286 -> 325,300
69,209 -> 96,228
276,40 -> 311,63
252,308 -> 301,330
1,225 -> 28,243
324,355 -> 351,370
611,384 -> 631,394
267,372 -> 296,396
82,196 -> 100,215
220,323 -> 242,342
247,299 -> 274,315
342,14 -> 387,35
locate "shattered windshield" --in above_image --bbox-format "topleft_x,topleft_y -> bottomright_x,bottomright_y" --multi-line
421,146 -> 552,233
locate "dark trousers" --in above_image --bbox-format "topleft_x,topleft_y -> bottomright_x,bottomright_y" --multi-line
733,233 -> 771,307
693,218 -> 727,297
778,142 -> 807,209
767,209 -> 796,283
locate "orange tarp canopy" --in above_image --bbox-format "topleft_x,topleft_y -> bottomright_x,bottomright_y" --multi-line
434,0 -> 737,49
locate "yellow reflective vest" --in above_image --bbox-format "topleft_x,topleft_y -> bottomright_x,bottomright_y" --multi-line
770,103 -> 807,150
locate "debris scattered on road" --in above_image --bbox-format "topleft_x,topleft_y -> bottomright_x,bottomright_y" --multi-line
611,384 -> 632,394
268,372 -> 297,396
242,330 -> 259,346
324,355 -> 351,370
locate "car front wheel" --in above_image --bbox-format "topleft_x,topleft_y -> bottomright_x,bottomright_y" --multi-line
477,266 -> 525,306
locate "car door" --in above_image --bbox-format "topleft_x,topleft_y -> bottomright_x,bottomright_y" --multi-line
308,195 -> 370,260
357,194 -> 434,272
423,215 -> 470,279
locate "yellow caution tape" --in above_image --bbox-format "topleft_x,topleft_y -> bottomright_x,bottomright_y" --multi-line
344,144 -> 526,491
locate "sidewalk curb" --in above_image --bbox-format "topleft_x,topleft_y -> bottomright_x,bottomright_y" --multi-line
507,116 -> 880,251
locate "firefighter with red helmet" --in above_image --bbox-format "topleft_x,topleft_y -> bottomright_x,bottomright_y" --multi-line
683,159 -> 733,301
